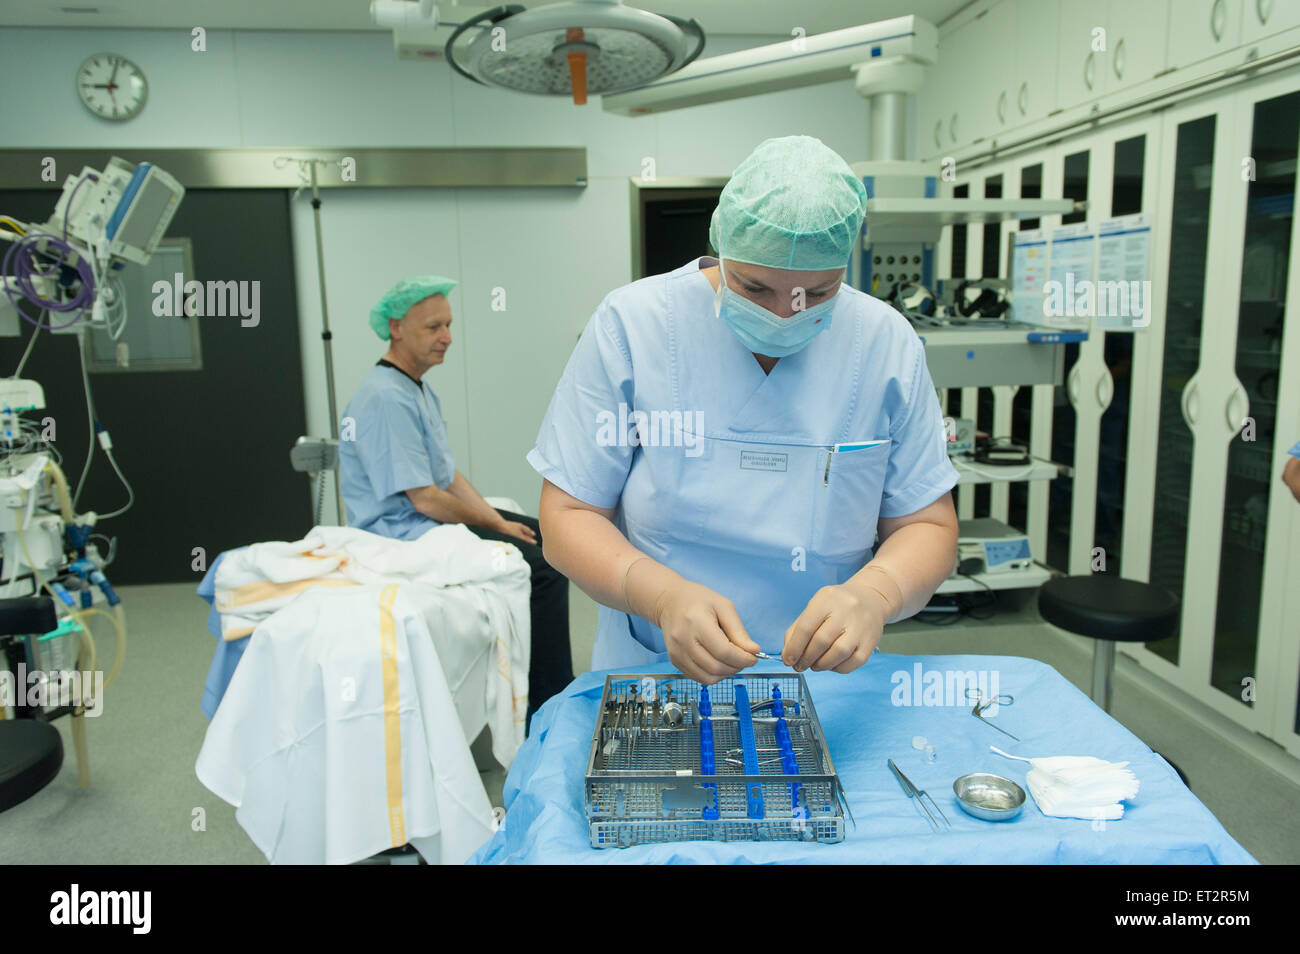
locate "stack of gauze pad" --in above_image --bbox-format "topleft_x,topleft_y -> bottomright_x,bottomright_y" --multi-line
991,746 -> 1140,820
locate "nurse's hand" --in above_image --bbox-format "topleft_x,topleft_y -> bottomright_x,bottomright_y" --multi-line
782,583 -> 889,674
654,580 -> 761,685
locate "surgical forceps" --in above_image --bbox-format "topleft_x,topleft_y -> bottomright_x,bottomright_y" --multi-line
965,689 -> 1018,741
887,759 -> 949,832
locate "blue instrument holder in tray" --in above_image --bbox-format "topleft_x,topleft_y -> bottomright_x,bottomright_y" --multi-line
584,672 -> 849,848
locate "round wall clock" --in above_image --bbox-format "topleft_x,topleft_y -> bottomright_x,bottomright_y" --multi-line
77,53 -> 148,121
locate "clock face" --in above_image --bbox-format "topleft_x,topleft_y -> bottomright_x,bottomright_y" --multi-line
76,53 -> 147,121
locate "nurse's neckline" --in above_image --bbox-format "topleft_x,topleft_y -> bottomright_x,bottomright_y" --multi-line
696,256 -> 780,375
697,255 -> 720,292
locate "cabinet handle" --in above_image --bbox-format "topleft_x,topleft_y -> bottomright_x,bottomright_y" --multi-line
1067,364 -> 1082,408
1180,377 -> 1200,428
1018,80 -> 1028,115
1256,0 -> 1273,25
1084,51 -> 1096,90
1226,382 -> 1250,433
1211,0 -> 1226,40
950,113 -> 958,143
997,90 -> 1007,123
934,120 -> 943,150
1096,370 -> 1113,411
1113,37 -> 1126,80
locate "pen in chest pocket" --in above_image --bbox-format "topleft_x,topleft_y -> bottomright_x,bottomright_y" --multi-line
822,440 -> 889,485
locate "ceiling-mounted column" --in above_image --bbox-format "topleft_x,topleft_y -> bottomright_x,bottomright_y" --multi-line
854,59 -> 925,163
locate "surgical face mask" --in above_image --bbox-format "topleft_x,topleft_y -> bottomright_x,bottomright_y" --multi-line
713,260 -> 839,357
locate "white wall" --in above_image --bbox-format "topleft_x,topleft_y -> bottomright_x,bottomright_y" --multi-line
3,26 -> 886,515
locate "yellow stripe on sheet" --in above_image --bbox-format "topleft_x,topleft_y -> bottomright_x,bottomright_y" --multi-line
215,577 -> 356,611
378,583 -> 405,847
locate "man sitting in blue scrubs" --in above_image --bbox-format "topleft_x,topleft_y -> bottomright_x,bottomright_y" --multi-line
339,276 -> 573,718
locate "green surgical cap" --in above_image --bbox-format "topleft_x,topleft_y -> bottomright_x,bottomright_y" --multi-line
708,136 -> 867,271
369,275 -> 458,340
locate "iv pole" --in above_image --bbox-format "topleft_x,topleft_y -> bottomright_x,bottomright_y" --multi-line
277,156 -> 345,525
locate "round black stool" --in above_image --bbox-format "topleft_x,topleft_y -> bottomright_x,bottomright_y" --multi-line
1038,576 -> 1179,711
0,719 -> 64,812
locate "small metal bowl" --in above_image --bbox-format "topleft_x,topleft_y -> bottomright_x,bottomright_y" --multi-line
952,773 -> 1026,822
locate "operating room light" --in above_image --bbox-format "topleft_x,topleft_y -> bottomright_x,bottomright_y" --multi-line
444,0 -> 704,105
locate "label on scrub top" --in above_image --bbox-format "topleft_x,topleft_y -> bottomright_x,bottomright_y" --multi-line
739,450 -> 789,472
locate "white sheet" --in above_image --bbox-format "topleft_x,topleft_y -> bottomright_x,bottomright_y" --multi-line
196,584 -> 501,865
211,523 -> 530,769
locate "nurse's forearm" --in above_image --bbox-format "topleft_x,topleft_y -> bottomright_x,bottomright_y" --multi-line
539,486 -> 681,621
852,508 -> 958,622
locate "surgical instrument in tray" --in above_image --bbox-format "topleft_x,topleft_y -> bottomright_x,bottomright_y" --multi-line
585,673 -> 847,847
887,759 -> 950,832
965,689 -> 1019,741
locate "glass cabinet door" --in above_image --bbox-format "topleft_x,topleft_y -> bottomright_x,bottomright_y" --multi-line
1131,73 -> 1300,751
1210,89 -> 1300,704
1046,149 -> 1090,571
1147,114 -> 1218,666
1094,134 -> 1147,577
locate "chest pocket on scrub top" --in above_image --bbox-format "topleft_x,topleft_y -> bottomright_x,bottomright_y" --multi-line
813,440 -> 891,561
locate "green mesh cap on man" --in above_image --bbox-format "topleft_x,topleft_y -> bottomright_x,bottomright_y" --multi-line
708,136 -> 867,271
369,275 -> 458,340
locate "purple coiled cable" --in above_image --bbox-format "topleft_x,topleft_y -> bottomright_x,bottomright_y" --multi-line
3,172 -> 98,329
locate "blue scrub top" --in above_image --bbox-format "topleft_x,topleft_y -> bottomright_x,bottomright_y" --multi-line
338,361 -> 455,540
529,256 -> 959,664
1290,440 -> 1300,458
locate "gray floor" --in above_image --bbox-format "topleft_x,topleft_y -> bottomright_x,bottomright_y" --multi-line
5,582 -> 1296,863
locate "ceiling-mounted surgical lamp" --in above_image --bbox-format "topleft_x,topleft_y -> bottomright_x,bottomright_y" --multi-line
442,0 -> 704,105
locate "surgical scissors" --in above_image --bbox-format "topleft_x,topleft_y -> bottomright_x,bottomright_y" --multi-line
887,759 -> 950,832
965,688 -> 1019,741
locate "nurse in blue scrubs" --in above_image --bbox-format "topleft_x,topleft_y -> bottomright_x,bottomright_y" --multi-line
528,136 -> 960,682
